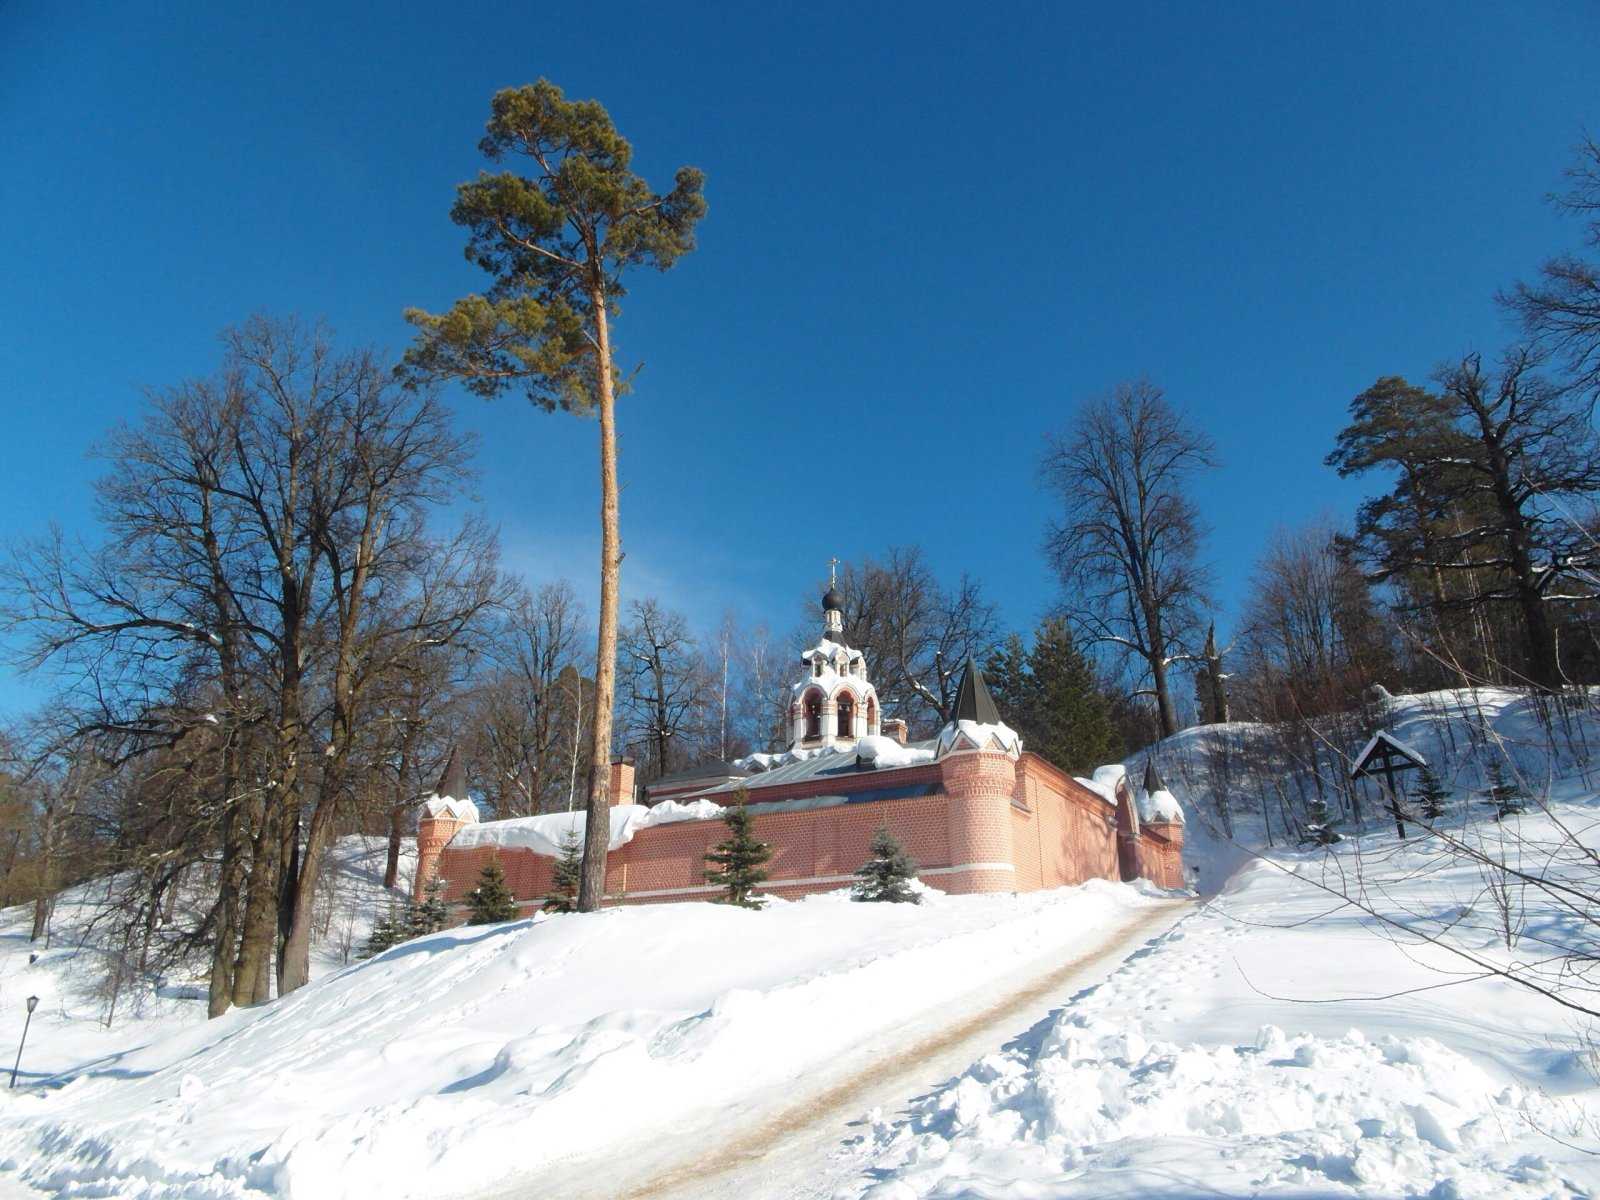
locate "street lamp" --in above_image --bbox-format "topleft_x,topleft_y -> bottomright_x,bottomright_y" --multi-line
10,995 -> 39,1089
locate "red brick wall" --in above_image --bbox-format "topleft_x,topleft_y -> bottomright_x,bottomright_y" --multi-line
430,751 -> 1184,908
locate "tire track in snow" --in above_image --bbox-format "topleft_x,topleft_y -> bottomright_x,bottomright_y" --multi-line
592,898 -> 1192,1200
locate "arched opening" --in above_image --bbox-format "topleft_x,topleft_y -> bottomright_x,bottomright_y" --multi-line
837,693 -> 855,738
803,689 -> 823,740
866,696 -> 877,735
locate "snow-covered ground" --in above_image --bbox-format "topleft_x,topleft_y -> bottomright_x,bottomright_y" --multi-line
0,872 -> 1168,1198
0,836 -> 412,1087
844,690 -> 1600,1199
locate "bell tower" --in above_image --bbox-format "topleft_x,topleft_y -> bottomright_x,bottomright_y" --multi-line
788,560 -> 881,751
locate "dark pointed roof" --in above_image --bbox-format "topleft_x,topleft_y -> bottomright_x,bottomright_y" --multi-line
434,746 -> 467,800
1143,757 -> 1165,794
950,657 -> 1002,725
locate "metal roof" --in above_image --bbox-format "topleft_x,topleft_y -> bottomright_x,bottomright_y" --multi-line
950,657 -> 1002,725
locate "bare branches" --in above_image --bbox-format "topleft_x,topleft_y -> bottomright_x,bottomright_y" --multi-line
1042,380 -> 1215,736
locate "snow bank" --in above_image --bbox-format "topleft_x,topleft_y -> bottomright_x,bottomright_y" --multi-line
0,882 -> 1164,1199
855,734 -> 935,767
848,754 -> 1600,1197
854,1017 -> 1574,1198
1140,786 -> 1184,823
447,799 -> 723,858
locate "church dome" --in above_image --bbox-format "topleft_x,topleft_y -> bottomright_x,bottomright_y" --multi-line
822,585 -> 843,613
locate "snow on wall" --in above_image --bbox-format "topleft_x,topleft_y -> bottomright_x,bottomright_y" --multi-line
421,795 -> 478,823
447,800 -> 724,859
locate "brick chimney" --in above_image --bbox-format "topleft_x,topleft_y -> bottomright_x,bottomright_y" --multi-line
881,718 -> 909,746
608,757 -> 637,807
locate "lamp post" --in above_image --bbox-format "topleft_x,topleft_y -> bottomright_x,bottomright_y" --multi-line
10,995 -> 39,1089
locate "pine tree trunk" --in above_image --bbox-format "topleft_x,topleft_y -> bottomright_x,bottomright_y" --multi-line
383,804 -> 405,892
578,287 -> 619,913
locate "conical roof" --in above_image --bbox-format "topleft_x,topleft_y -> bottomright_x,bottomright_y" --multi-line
950,657 -> 1002,725
1143,757 -> 1165,795
434,745 -> 467,801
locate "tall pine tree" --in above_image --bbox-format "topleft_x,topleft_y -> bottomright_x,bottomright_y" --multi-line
853,826 -> 921,904
404,80 -> 707,912
466,859 -> 522,925
705,792 -> 772,909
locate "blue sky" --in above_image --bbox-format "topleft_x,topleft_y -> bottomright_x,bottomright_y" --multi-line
2,2 -> 1598,713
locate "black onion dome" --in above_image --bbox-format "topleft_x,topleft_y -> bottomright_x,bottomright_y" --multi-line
822,586 -> 844,612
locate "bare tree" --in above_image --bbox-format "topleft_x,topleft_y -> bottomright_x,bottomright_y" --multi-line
1505,134 -> 1600,399
1043,381 -> 1216,737
620,598 -> 709,780
822,548 -> 998,731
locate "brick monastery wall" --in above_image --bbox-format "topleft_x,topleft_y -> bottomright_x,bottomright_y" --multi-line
426,749 -> 1185,912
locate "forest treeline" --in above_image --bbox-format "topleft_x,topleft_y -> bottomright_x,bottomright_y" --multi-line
3,86 -> 1600,1022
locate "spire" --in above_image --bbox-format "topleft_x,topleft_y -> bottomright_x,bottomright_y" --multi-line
950,657 -> 1001,725
1142,757 -> 1165,795
821,556 -> 844,636
434,745 -> 468,801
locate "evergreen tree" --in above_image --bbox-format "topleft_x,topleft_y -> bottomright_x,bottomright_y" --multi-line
985,617 -> 1121,774
404,80 -> 707,913
852,826 -> 921,904
1484,758 -> 1526,821
407,876 -> 450,938
542,832 -> 583,914
1301,796 -> 1341,846
1415,764 -> 1449,821
466,858 -> 522,925
360,904 -> 403,959
704,791 -> 772,909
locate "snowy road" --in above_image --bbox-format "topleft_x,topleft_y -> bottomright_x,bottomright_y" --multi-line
479,898 -> 1192,1200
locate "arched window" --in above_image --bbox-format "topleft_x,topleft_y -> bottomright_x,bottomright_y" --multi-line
866,695 -> 878,734
804,689 -> 823,740
837,693 -> 855,737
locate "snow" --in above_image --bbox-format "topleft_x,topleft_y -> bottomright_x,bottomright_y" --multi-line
1351,728 -> 1430,778
0,880 -> 1168,1199
448,799 -> 724,858
854,734 -> 936,767
936,718 -> 1022,758
0,836 -> 413,1090
1076,763 -> 1125,805
1140,786 -> 1184,823
419,794 -> 478,823
844,690 -> 1600,1198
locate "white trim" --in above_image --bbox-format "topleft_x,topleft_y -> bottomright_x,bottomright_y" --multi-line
611,860 -> 1016,901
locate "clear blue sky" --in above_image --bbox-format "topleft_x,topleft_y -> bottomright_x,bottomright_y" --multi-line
2,2 -> 1597,713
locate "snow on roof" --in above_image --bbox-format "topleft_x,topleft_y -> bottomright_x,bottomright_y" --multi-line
421,795 -> 479,824
1350,730 -> 1429,779
447,799 -> 723,859
855,734 -> 937,768
936,719 -> 1022,759
1140,788 -> 1184,824
1075,764 -> 1125,805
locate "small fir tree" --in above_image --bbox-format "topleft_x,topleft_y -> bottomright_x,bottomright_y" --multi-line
1484,758 -> 1526,821
361,904 -> 403,959
1300,796 -> 1341,846
704,792 -> 772,909
407,875 -> 450,937
1415,765 -> 1449,822
466,858 -> 522,925
853,826 -> 921,904
542,832 -> 583,914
